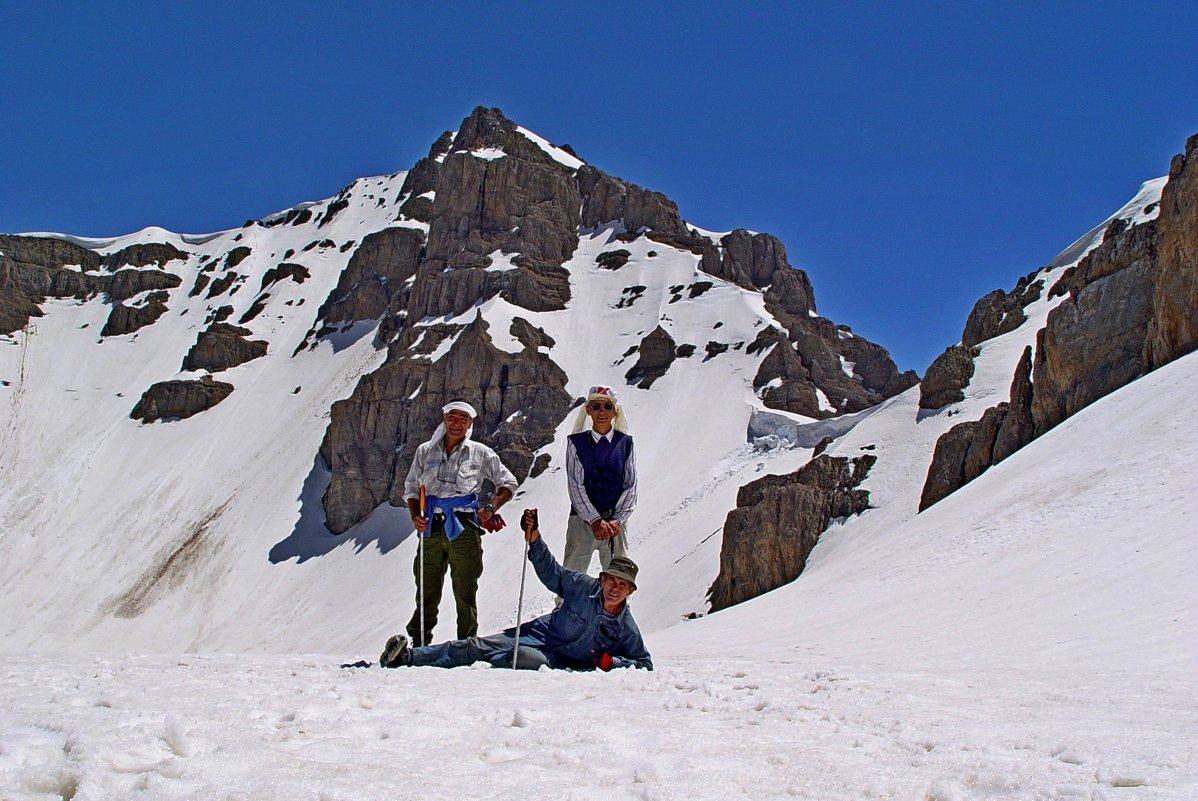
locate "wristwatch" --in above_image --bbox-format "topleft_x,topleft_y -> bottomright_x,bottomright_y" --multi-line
480,503 -> 494,513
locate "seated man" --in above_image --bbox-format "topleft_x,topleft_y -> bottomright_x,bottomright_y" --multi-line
380,509 -> 652,671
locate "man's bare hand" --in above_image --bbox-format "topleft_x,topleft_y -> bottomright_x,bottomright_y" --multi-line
522,508 -> 541,542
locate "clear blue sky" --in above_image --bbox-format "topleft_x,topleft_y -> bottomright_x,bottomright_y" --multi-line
3,1 -> 1195,373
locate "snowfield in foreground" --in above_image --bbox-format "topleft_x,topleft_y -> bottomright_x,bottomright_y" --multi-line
2,352 -> 1195,800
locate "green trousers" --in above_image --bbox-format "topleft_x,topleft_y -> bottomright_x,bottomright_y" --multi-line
406,515 -> 484,645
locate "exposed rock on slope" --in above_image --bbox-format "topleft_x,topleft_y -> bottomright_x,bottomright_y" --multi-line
1149,134 -> 1198,368
625,326 -> 677,389
102,291 -> 171,337
709,454 -> 876,612
320,313 -> 570,534
703,229 -> 917,417
920,132 -> 1197,509
919,344 -> 979,410
0,235 -> 182,334
181,323 -> 269,373
130,376 -> 235,423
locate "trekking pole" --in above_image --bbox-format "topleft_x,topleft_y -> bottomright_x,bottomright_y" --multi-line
512,513 -> 532,669
418,483 -> 426,646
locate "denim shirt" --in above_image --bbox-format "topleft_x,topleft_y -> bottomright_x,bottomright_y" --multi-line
510,538 -> 653,671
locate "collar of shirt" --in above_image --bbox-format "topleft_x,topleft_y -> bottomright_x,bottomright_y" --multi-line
589,429 -> 614,443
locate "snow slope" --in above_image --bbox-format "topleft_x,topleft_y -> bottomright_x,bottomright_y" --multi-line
1,346 -> 1193,801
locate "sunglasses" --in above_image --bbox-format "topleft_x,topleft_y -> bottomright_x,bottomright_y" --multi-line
588,402 -> 615,412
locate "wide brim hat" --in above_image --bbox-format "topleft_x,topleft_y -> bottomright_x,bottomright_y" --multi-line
600,556 -> 639,589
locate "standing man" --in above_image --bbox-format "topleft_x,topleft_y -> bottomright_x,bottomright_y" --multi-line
564,385 -> 638,577
403,400 -> 517,645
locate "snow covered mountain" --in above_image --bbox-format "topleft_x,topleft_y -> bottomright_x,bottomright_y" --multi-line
0,106 -> 921,650
0,109 -> 1194,799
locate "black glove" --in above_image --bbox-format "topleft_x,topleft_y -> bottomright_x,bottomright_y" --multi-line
521,508 -> 539,534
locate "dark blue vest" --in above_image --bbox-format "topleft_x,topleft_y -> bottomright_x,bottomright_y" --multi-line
569,430 -> 633,518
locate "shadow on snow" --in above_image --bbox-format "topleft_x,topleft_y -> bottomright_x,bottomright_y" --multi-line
268,454 -> 411,564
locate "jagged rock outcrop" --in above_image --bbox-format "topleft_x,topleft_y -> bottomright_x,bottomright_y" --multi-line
509,317 -> 555,350
920,404 -> 1007,511
101,242 -> 188,271
1147,133 -> 1198,369
260,262 -> 310,291
130,375 -> 235,423
700,229 -> 917,417
919,343 -> 1034,510
576,165 -> 689,237
181,323 -> 268,373
962,271 -> 1043,348
920,132 -> 1197,510
319,313 -> 570,534
704,229 -> 798,293
919,345 -> 979,410
223,246 -> 252,270
0,234 -> 102,272
101,291 -> 171,337
313,227 -> 425,330
596,249 -> 631,270
624,326 -> 677,389
406,106 -> 580,322
708,454 -> 876,611
103,269 -> 183,303
1033,217 -> 1159,435
0,235 -> 182,334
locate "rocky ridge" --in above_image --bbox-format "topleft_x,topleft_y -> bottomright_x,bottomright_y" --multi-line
919,133 -> 1198,509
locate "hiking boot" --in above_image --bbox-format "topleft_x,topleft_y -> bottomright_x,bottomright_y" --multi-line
380,634 -> 412,668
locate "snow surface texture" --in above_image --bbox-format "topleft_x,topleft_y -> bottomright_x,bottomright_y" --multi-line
0,140 -> 1194,798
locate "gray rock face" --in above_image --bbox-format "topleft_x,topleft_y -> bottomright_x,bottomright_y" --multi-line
624,326 -> 677,389
0,235 -> 182,334
316,227 -> 425,327
102,242 -> 188,271
0,234 -> 102,272
181,323 -> 269,373
102,291 -> 171,338
701,230 -> 917,418
919,345 -> 979,410
509,317 -> 555,350
103,269 -> 183,303
1148,132 -> 1198,369
919,132 -> 1197,510
962,271 -> 1042,348
919,404 -> 1008,512
920,343 -> 1036,509
259,262 -> 310,291
576,165 -> 689,236
130,375 -> 235,423
1033,246 -> 1156,435
705,229 -> 797,292
319,313 -> 570,534
993,346 -> 1035,463
708,454 -> 875,611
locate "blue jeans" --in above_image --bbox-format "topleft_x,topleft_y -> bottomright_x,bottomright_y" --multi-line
410,633 -> 550,670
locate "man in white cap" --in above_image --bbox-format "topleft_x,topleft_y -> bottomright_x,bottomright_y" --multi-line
402,399 -> 517,645
563,385 -> 638,578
